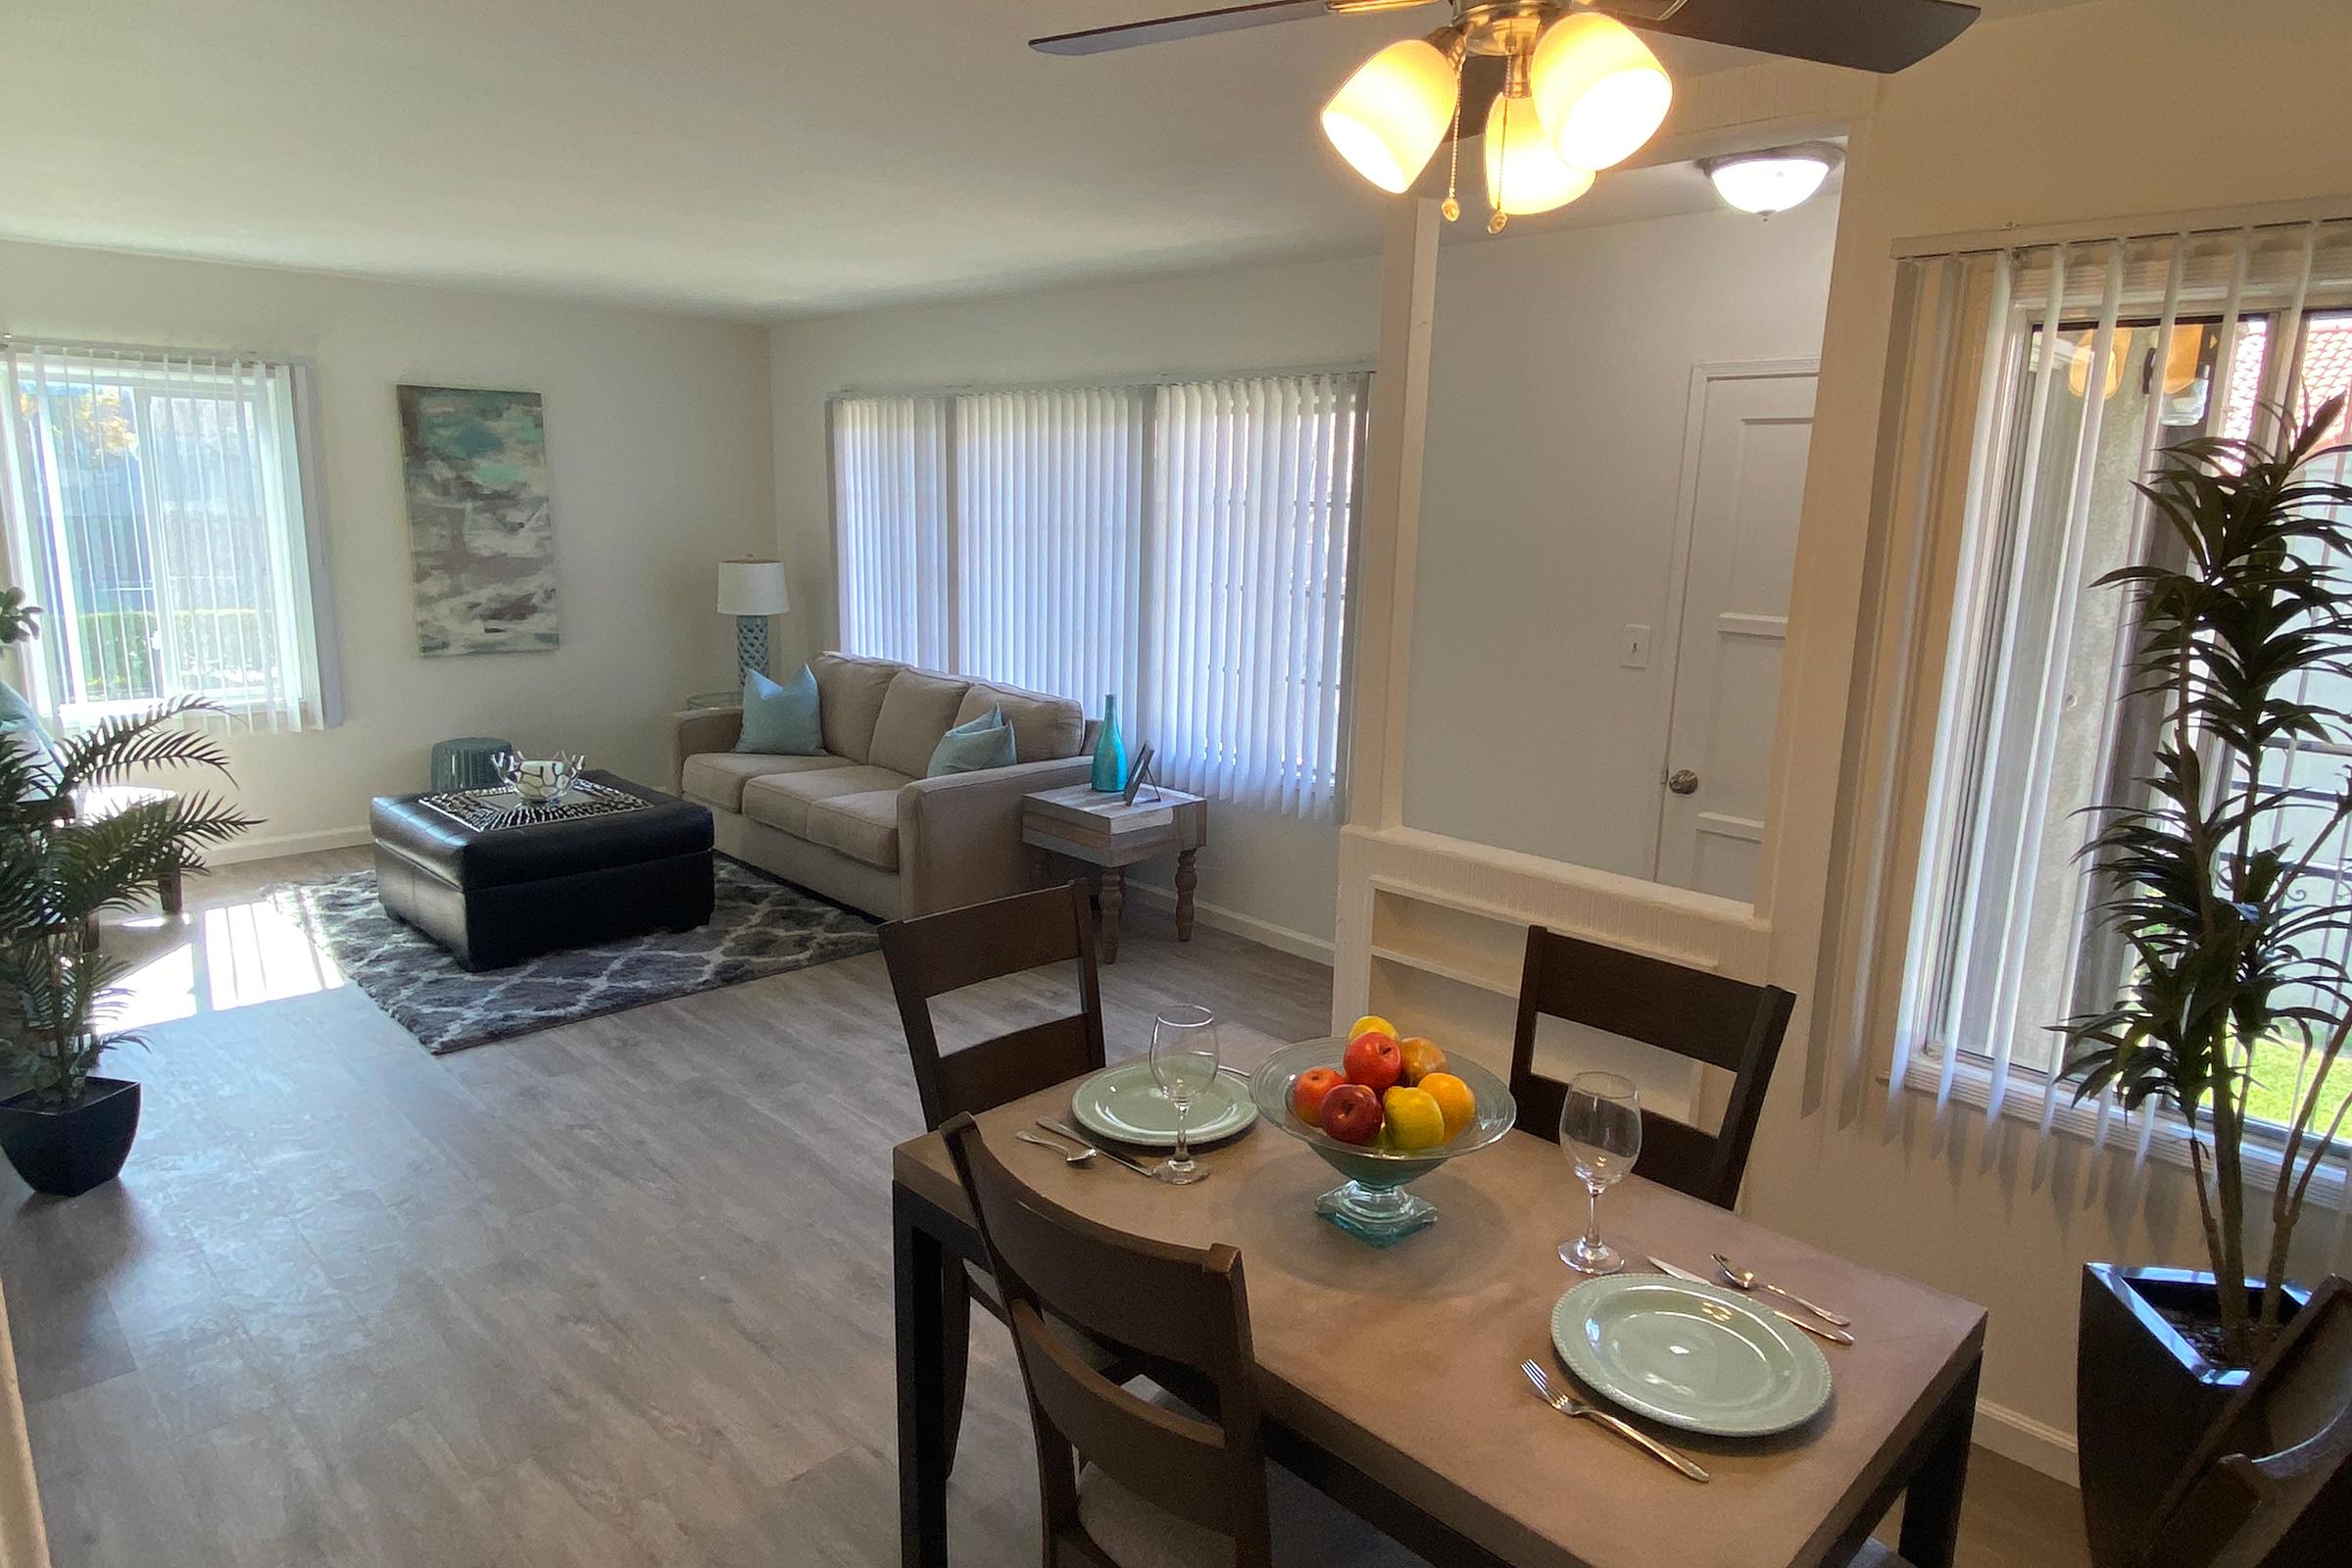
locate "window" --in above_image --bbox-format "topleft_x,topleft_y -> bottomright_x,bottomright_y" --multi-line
1866,220 -> 2352,1150
1,342 -> 337,730
828,372 -> 1367,817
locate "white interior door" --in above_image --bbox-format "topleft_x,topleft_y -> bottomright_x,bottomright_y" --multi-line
1654,367 -> 1817,902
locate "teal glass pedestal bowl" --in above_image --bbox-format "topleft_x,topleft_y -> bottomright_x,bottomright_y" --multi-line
1248,1039 -> 1517,1248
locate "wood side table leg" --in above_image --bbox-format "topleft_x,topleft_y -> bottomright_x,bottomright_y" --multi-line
1028,845 -> 1050,890
1175,849 -> 1199,942
1101,866 -> 1124,964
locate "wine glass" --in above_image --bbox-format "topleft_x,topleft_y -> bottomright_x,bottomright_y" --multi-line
1558,1071 -> 1642,1274
1149,1005 -> 1219,1185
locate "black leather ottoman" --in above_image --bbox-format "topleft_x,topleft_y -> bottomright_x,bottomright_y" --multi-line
369,770 -> 714,971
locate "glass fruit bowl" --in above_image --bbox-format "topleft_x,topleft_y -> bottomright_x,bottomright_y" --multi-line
1248,1038 -> 1518,1247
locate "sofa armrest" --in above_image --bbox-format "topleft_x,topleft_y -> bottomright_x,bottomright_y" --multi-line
897,755 -> 1093,917
667,707 -> 742,792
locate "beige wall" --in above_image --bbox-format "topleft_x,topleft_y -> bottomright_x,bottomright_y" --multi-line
0,240 -> 773,858
1404,198 -> 1839,877
767,255 -> 1384,951
1735,0 -> 2352,1462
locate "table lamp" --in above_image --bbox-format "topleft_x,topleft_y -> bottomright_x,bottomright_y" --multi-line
717,559 -> 791,685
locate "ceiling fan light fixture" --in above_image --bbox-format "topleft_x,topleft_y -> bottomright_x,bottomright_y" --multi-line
1527,12 -> 1672,173
1483,79 -> 1593,220
1699,144 -> 1841,216
1320,33 -> 1462,194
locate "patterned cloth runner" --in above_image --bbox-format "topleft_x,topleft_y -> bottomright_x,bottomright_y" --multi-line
416,778 -> 649,833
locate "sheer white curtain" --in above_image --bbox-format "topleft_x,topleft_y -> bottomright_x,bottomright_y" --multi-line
830,394 -> 950,668
0,340 -> 336,732
1826,217 -> 2352,1203
954,386 -> 1148,712
1145,373 -> 1365,817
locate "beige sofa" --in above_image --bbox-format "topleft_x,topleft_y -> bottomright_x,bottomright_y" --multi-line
667,652 -> 1097,920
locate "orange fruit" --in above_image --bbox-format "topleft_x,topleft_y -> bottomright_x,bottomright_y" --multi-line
1396,1036 -> 1446,1085
1418,1072 -> 1475,1142
1382,1086 -> 1446,1151
1348,1014 -> 1398,1041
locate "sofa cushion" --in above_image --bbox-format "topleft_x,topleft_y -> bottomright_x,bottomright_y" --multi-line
739,763 -> 908,838
954,681 -> 1085,763
803,790 -> 900,870
811,653 -> 902,763
868,667 -> 972,777
680,751 -> 855,813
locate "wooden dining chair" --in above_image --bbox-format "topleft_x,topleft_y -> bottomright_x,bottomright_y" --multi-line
880,880 -> 1109,1472
1508,924 -> 1795,1209
941,1113 -> 1426,1568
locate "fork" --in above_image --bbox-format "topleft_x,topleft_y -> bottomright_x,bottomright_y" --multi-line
1519,1360 -> 1709,1482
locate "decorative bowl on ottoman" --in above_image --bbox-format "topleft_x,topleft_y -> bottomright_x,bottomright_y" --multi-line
1248,1038 -> 1516,1247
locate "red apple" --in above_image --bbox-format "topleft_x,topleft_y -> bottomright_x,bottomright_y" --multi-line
1343,1032 -> 1403,1094
1319,1083 -> 1383,1145
1290,1066 -> 1345,1126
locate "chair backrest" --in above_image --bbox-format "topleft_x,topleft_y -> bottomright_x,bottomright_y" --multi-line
942,1114 -> 1273,1568
1508,925 -> 1794,1209
879,882 -> 1106,1131
2135,1277 -> 2352,1568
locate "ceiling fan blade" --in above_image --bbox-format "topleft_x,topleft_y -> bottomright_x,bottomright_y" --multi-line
1603,0 -> 1980,74
1031,0 -> 1338,57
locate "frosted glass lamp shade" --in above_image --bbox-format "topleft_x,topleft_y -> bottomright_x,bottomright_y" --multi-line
1321,37 -> 1459,193
1484,89 -> 1594,217
1702,149 -> 1836,216
1529,13 -> 1672,172
716,559 -> 790,616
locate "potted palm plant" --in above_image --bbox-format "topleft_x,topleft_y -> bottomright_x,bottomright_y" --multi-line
1,596 -> 257,1197
2062,398 -> 2352,1563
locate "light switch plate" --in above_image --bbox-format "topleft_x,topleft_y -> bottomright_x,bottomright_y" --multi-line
1621,623 -> 1651,669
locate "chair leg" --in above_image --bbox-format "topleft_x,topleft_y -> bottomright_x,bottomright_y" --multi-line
159,864 -> 185,916
941,1272 -> 972,1477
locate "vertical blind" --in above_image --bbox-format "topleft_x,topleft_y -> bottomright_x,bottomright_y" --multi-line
1827,217 -> 2352,1203
831,394 -> 950,669
0,341 -> 336,732
828,371 -> 1367,818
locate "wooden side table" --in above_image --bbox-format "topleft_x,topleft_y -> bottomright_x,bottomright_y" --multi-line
1021,783 -> 1207,963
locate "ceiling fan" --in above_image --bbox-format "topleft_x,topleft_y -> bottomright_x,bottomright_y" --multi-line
1033,1 -> 1979,229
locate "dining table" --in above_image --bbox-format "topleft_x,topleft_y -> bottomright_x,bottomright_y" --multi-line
891,1038 -> 1986,1568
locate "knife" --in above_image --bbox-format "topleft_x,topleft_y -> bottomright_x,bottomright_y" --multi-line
1649,1256 -> 1854,1345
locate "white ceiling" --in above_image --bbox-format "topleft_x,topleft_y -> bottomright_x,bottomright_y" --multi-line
0,1 -> 2075,320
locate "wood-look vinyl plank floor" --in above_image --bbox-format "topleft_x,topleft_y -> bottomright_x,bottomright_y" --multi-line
6,851 -> 2086,1566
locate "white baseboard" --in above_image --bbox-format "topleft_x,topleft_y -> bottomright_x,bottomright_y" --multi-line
209,825 -> 372,865
1972,1396 -> 2078,1484
1122,881 -> 1334,965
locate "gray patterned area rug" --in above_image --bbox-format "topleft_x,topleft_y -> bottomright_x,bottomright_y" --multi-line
268,858 -> 880,1055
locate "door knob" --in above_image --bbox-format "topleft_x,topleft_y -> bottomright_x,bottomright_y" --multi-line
1666,769 -> 1699,796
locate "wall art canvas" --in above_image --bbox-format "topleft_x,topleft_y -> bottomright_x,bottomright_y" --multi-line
398,384 -> 559,656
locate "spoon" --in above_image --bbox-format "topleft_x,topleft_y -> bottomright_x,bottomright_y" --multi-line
1015,1130 -> 1095,1166
1712,1253 -> 1852,1327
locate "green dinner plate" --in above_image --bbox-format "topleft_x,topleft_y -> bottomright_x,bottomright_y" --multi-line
1069,1061 -> 1258,1150
1549,1275 -> 1833,1438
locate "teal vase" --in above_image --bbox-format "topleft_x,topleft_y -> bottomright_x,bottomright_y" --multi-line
1091,695 -> 1128,793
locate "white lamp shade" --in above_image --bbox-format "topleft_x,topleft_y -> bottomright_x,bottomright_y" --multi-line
1321,36 -> 1459,194
1703,150 -> 1835,215
717,558 -> 790,616
1528,12 -> 1672,172
1484,89 -> 1594,217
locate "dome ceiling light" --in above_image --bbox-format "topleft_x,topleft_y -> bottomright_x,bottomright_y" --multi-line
1034,0 -> 1977,231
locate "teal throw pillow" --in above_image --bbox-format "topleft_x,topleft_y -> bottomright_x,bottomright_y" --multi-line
735,665 -> 825,756
927,707 -> 1014,777
0,679 -> 58,779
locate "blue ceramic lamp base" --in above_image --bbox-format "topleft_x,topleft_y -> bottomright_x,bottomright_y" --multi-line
736,615 -> 770,685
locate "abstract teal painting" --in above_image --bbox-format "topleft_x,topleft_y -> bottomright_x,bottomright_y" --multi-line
397,385 -> 559,656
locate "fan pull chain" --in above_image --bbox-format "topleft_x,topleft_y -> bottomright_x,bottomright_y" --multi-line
1488,74 -> 1509,233
1441,49 -> 1463,222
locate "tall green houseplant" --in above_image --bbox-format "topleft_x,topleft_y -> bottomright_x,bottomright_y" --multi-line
2,594 -> 258,1108
2061,396 -> 2352,1366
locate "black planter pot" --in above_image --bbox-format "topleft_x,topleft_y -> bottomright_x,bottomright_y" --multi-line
0,1077 -> 141,1198
2077,1262 -> 2309,1567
